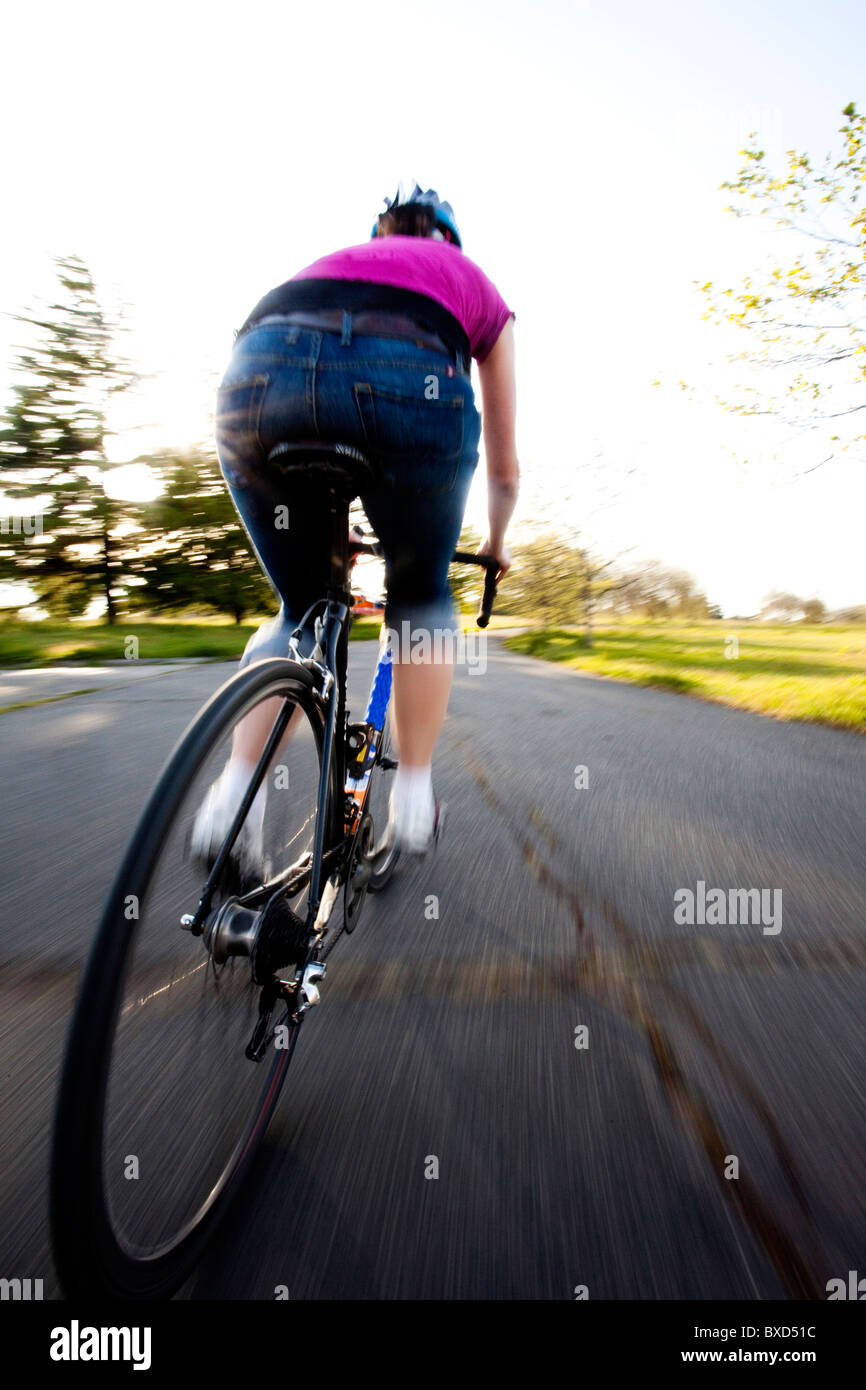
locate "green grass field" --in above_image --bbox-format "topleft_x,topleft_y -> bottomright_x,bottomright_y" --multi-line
504,623 -> 866,732
0,617 -> 384,667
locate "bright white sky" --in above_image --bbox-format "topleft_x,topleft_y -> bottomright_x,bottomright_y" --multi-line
1,0 -> 864,616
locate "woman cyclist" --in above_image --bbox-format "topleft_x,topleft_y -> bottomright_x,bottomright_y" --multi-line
196,182 -> 519,867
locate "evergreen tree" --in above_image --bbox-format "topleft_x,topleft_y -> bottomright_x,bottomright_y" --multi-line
0,256 -> 137,621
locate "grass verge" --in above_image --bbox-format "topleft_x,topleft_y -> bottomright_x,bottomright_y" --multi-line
504,623 -> 866,732
0,618 -> 384,667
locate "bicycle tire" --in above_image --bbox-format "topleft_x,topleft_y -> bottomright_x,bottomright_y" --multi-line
50,657 -> 340,1299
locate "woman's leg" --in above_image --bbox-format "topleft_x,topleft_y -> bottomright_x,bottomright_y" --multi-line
390,658 -> 455,768
362,451 -> 478,850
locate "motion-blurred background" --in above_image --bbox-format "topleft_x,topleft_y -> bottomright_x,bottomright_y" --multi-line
0,0 -> 863,1302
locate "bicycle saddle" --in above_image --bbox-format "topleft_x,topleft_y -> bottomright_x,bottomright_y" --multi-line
266,440 -> 377,493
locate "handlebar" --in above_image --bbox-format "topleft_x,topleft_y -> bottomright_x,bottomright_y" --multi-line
350,539 -> 500,628
450,551 -> 499,628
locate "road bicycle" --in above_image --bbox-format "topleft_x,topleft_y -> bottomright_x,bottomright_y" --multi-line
50,438 -> 497,1300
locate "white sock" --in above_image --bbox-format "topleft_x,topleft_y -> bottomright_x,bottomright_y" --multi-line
220,758 -> 266,837
390,764 -> 434,850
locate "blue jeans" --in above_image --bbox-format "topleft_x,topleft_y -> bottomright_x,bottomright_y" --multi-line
215,319 -> 481,665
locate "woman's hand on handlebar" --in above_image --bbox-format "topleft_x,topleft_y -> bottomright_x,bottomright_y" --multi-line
476,537 -> 512,582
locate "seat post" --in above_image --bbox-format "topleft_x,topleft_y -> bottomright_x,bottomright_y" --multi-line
264,440 -> 374,608
321,482 -> 353,782
326,484 -> 352,604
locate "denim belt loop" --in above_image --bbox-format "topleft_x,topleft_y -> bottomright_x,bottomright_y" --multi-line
341,310 -> 352,347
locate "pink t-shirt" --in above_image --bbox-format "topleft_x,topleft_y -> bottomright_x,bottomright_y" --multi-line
291,236 -> 514,363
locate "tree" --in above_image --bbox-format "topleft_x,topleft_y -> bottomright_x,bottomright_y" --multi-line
578,547 -> 636,646
801,598 -> 826,624
603,561 -> 713,621
700,103 -> 866,470
498,530 -> 584,627
0,256 -> 137,621
759,591 -> 804,622
831,604 -> 866,623
757,592 -> 827,624
126,447 -> 273,623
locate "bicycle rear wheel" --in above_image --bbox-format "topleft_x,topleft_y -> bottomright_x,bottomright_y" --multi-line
51,657 -> 339,1299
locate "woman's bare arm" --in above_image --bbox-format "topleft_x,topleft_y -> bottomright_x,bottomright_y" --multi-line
476,316 -> 519,576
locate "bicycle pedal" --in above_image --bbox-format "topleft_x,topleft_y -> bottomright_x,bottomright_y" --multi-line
379,756 -> 398,771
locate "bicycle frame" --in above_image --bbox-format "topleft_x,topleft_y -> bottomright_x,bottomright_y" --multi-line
198,478 -> 498,1040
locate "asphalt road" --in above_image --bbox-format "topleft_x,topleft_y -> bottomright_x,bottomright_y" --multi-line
1,640 -> 864,1300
